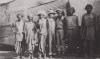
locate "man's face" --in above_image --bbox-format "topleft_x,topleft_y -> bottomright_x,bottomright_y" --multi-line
28,16 -> 33,21
41,14 -> 46,18
86,9 -> 92,14
86,6 -> 92,14
30,16 -> 33,20
17,15 -> 22,22
38,14 -> 46,19
57,10 -> 62,16
70,9 -> 75,16
58,13 -> 62,17
49,13 -> 55,18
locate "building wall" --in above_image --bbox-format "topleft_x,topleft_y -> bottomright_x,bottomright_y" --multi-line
9,0 -> 66,24
8,0 -> 56,12
93,0 -> 100,15
8,0 -> 98,25
0,5 -> 9,26
0,0 -> 99,25
0,0 -> 100,46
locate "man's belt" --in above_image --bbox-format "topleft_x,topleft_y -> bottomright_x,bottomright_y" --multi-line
67,26 -> 80,30
56,28 -> 63,30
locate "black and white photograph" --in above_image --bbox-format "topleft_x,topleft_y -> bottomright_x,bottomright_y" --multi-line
0,0 -> 100,59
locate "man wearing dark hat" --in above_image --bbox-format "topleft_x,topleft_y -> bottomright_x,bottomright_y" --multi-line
55,9 -> 64,54
81,4 -> 96,57
37,10 -> 48,59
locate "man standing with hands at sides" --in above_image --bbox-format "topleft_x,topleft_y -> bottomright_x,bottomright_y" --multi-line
47,10 -> 56,57
56,9 -> 64,54
81,4 -> 96,57
38,10 -> 48,59
66,7 -> 79,55
11,14 -> 24,58
24,14 -> 36,59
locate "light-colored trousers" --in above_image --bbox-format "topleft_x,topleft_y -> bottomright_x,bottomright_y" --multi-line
15,41 -> 22,55
39,34 -> 47,54
49,31 -> 55,55
27,31 -> 35,53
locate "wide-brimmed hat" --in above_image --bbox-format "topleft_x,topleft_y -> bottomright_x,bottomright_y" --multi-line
37,10 -> 47,16
48,9 -> 56,14
56,9 -> 62,13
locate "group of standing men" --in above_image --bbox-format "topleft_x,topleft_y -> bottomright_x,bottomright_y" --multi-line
10,3 -> 99,59
11,8 -> 65,59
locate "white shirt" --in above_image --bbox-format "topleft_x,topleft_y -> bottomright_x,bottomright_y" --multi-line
39,18 -> 47,35
16,20 -> 24,34
48,18 -> 55,33
25,22 -> 35,34
15,20 -> 24,41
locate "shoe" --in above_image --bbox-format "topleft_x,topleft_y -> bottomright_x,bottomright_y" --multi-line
49,52 -> 52,56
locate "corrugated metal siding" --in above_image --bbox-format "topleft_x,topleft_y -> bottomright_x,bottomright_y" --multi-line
27,0 -> 66,14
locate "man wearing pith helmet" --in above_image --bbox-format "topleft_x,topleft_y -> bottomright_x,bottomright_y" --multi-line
47,9 -> 56,56
37,10 -> 48,59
